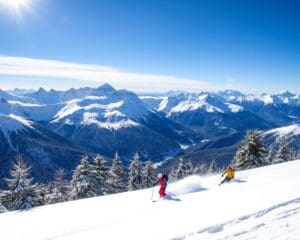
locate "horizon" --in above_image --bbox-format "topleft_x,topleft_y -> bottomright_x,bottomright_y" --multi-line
1,82 -> 299,96
0,1 -> 299,93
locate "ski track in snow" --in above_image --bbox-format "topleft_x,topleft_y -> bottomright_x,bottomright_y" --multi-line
174,198 -> 300,240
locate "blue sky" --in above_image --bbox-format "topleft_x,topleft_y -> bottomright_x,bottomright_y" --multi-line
0,0 -> 299,93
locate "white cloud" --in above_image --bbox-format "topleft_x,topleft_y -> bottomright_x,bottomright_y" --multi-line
0,55 -> 211,92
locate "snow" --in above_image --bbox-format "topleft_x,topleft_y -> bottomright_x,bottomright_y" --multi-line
0,160 -> 299,240
157,96 -> 169,112
225,103 -> 244,112
53,99 -> 82,121
52,97 -> 141,130
84,96 -> 107,100
8,100 -> 43,107
180,144 -> 190,150
170,98 -> 224,114
51,92 -> 150,131
260,94 -> 274,104
264,124 -> 300,137
165,93 -> 248,115
184,199 -> 300,240
8,114 -> 34,129
0,113 -> 33,132
0,113 -> 34,150
139,96 -> 164,100
0,99 -> 64,122
82,111 -> 139,130
52,99 -> 126,122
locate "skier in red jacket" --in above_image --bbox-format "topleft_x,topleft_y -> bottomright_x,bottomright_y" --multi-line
154,173 -> 168,198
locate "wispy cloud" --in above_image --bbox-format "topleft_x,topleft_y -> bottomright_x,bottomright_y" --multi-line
0,55 -> 211,92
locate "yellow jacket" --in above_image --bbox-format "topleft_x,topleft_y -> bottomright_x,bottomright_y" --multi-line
222,168 -> 235,179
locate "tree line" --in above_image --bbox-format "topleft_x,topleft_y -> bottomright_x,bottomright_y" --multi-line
231,130 -> 297,170
0,129 -> 298,213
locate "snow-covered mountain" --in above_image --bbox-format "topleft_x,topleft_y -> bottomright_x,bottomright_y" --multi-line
1,160 -> 299,239
0,89 -> 35,104
25,84 -> 123,104
0,85 -> 201,181
0,112 -> 86,187
1,85 -> 300,183
49,86 -> 200,162
1,97 -> 64,122
6,88 -> 35,96
141,90 -> 300,135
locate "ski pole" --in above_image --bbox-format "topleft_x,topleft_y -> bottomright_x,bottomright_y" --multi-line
151,186 -> 154,201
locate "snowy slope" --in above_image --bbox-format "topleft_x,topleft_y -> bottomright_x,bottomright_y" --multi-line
0,113 -> 34,150
1,160 -> 299,240
264,124 -> 300,137
263,124 -> 300,158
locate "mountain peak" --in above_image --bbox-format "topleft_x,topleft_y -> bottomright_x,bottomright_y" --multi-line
37,87 -> 47,94
97,83 -> 115,92
278,90 -> 294,97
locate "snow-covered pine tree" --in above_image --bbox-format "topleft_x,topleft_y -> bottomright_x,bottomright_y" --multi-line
232,130 -> 266,170
185,160 -> 194,176
91,154 -> 111,195
108,153 -> 126,193
173,158 -> 185,180
0,198 -> 7,213
193,162 -> 208,175
35,183 -> 50,206
142,161 -> 155,188
174,158 -> 193,180
128,152 -> 142,191
169,167 -> 177,182
208,159 -> 218,173
69,155 -> 97,200
45,169 -> 69,204
273,137 -> 294,164
2,157 -> 39,210
266,145 -> 276,165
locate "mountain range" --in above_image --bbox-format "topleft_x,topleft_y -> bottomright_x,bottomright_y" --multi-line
1,84 -> 300,184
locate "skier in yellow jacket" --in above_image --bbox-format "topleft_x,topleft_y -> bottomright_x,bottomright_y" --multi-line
219,166 -> 235,185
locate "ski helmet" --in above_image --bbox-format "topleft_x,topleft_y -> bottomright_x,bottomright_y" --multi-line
157,173 -> 162,178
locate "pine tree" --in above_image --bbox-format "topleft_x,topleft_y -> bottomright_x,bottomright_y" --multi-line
91,155 -> 111,195
0,198 -> 7,213
35,183 -> 50,206
108,153 -> 126,193
169,167 -> 177,182
185,160 -> 194,176
69,155 -> 96,200
173,158 -> 193,180
193,162 -> 208,175
266,146 -> 276,165
45,169 -> 69,204
128,152 -> 142,191
142,161 -> 155,188
273,137 -> 294,164
2,157 -> 39,210
208,159 -> 218,173
232,130 -> 266,170
174,158 -> 185,180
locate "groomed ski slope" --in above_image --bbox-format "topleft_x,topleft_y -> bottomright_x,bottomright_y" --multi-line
1,160 -> 300,240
